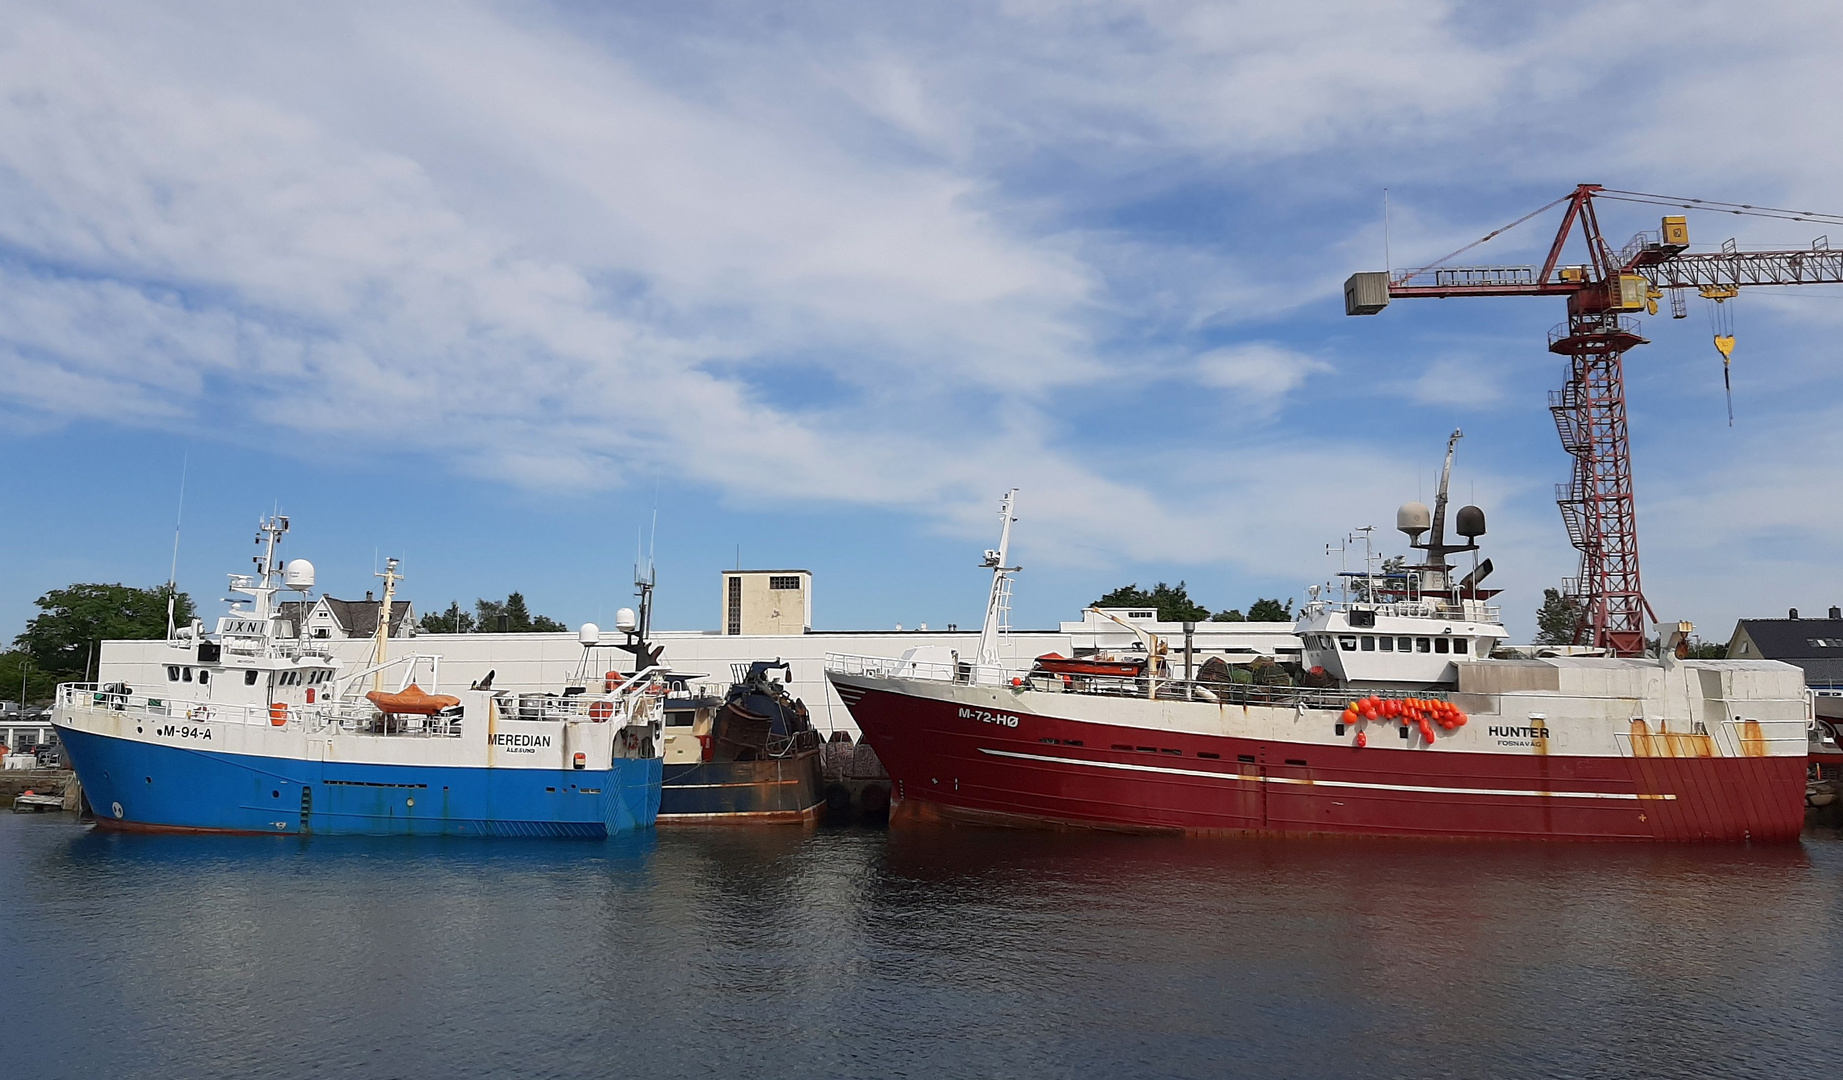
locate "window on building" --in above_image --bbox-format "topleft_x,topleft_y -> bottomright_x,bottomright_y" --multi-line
1380,637 -> 1394,652
1361,636 -> 1376,651
727,577 -> 743,635
1435,638 -> 1449,654
314,628 -> 329,639
1339,636 -> 1357,651
1416,638 -> 1431,653
769,575 -> 801,591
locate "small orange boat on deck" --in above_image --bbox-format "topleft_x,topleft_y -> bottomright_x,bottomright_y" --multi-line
366,684 -> 461,715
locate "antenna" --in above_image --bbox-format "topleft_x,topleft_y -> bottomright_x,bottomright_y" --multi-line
1383,188 -> 1392,275
166,453 -> 188,639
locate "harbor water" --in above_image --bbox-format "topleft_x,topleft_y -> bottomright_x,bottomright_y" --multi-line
4,813 -> 1842,1078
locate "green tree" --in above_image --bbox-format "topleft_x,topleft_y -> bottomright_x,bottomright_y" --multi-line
0,650 -> 58,707
473,592 -> 566,633
1246,597 -> 1294,622
420,601 -> 475,634
1091,581 -> 1213,623
1535,588 -> 1582,645
1211,608 -> 1245,622
1683,639 -> 1729,659
14,583 -> 195,680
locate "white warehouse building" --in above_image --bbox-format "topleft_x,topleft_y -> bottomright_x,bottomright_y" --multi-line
96,571 -> 1301,737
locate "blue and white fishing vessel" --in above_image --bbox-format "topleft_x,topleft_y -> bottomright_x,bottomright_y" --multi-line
53,516 -> 665,837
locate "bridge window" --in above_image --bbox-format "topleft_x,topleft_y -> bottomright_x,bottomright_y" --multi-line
1379,637 -> 1393,652
1339,636 -> 1357,651
167,666 -> 180,682
197,670 -> 209,685
1398,637 -> 1412,651
1435,638 -> 1449,654
182,668 -> 193,682
1455,639 -> 1469,655
245,670 -> 259,686
1416,638 -> 1431,653
1360,636 -> 1375,651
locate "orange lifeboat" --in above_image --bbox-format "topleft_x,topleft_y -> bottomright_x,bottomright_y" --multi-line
366,683 -> 461,715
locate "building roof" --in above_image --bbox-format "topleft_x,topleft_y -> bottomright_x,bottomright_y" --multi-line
323,597 -> 413,638
1732,618 -> 1843,660
278,597 -> 413,637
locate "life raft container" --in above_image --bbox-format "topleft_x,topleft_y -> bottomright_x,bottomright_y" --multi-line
269,702 -> 288,727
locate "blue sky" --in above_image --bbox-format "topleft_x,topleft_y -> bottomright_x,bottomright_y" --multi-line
3,1 -> 1842,642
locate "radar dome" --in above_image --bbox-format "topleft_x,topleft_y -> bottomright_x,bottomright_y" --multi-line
1396,501 -> 1431,538
283,559 -> 316,589
1455,504 -> 1487,538
614,607 -> 639,633
577,622 -> 601,646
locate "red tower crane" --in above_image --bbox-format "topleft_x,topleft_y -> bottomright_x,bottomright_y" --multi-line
1346,184 -> 1843,656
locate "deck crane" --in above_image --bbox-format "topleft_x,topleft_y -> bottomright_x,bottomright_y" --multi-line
1346,184 -> 1843,656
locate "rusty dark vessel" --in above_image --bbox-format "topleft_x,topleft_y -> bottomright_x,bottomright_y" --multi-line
658,661 -> 825,824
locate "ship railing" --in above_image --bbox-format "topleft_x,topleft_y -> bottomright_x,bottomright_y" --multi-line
824,652 -> 1015,686
55,682 -> 380,731
1033,675 -> 1456,710
502,670 -> 671,725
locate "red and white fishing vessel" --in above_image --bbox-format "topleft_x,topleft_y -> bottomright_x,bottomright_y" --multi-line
826,438 -> 1810,842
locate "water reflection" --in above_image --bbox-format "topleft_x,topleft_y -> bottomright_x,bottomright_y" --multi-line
3,813 -> 1839,1080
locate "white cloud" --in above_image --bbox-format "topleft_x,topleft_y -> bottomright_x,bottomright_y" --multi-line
0,0 -> 1841,630
1193,342 -> 1330,411
1403,356 -> 1506,408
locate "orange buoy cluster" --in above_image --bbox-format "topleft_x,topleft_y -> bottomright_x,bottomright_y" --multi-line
1340,695 -> 1467,747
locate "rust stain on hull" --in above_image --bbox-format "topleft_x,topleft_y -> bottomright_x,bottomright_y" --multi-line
1740,719 -> 1768,757
1629,719 -> 1714,758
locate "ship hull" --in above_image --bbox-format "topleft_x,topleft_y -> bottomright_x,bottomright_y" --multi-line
658,751 -> 825,825
57,723 -> 662,837
830,675 -> 1807,842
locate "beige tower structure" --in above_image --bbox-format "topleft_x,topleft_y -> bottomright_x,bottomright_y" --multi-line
721,570 -> 812,636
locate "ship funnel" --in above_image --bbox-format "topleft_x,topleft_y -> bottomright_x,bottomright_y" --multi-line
1396,501 -> 1431,539
614,607 -> 639,633
283,559 -> 315,589
577,622 -> 601,647
1455,505 -> 1486,539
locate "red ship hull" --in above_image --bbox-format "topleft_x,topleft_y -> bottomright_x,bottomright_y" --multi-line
839,682 -> 1807,842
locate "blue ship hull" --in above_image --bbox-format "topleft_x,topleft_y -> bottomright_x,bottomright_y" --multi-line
57,724 -> 662,837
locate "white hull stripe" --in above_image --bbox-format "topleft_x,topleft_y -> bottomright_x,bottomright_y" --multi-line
977,748 -> 1677,801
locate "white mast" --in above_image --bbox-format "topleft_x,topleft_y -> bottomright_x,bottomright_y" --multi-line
976,489 -> 1020,680
373,557 -> 401,692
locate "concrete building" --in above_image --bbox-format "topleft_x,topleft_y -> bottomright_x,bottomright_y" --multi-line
720,570 -> 812,635
1727,606 -> 1843,690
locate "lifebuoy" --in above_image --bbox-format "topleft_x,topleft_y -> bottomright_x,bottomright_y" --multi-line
589,700 -> 615,722
269,702 -> 288,727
